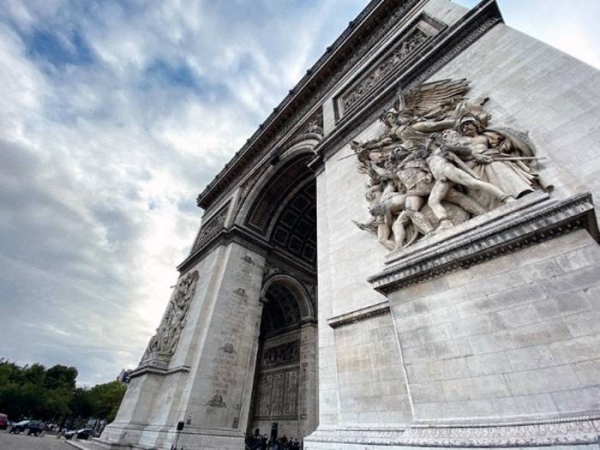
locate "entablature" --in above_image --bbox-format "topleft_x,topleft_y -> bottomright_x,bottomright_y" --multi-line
196,0 -> 429,211
310,0 -> 503,171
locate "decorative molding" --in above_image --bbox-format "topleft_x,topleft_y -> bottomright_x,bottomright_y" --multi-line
306,428 -> 407,445
336,13 -> 445,119
262,340 -> 300,367
178,222 -> 316,276
293,108 -> 324,139
190,201 -> 230,254
400,418 -> 600,447
128,364 -> 190,380
263,260 -> 285,280
305,415 -> 600,446
327,300 -> 390,329
311,0 -> 503,170
339,28 -> 428,114
197,0 -> 424,210
369,192 -> 598,294
262,261 -> 317,309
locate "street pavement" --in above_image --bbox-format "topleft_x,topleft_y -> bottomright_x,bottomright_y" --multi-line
0,430 -> 73,450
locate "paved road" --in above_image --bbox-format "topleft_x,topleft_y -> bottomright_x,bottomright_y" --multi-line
0,430 -> 73,450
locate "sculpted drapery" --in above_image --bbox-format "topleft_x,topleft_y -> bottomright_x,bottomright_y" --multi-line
353,79 -> 542,251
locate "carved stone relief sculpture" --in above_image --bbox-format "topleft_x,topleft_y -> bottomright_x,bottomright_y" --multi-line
262,341 -> 300,367
341,28 -> 429,113
191,202 -> 229,254
353,79 -> 544,251
140,270 -> 200,365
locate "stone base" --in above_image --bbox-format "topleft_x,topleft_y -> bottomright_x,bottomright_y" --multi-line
96,421 -> 167,449
306,415 -> 600,449
369,191 -> 598,294
97,422 -> 244,450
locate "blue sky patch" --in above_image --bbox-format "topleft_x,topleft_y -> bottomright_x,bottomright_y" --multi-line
142,59 -> 232,103
144,59 -> 198,89
24,28 -> 95,68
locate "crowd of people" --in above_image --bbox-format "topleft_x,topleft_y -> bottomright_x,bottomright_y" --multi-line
245,430 -> 302,450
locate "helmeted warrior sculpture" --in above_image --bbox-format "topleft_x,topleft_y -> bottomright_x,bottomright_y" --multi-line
353,79 -> 543,251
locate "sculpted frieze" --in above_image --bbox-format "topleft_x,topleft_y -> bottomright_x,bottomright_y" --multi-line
340,28 -> 429,114
353,78 -> 548,251
198,0 -> 423,209
191,202 -> 229,254
140,270 -> 200,365
262,341 -> 300,367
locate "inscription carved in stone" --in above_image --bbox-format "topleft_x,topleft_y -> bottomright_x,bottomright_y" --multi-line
141,270 -> 200,364
352,78 -> 545,251
255,369 -> 299,419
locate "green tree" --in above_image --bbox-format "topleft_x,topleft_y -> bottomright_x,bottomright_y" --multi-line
88,381 -> 126,422
70,387 -> 94,420
44,365 -> 78,420
45,365 -> 78,390
0,359 -> 127,424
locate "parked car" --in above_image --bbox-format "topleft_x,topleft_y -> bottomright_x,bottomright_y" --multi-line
0,413 -> 7,430
9,420 -> 44,436
64,428 -> 97,440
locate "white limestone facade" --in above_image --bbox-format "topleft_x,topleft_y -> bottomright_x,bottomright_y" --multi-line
97,1 -> 600,449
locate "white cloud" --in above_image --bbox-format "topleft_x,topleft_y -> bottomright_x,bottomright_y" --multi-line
7,0 -> 594,387
0,0 -> 370,385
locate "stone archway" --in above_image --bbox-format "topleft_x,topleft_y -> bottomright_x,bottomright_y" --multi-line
247,274 -> 317,442
227,137 -> 319,445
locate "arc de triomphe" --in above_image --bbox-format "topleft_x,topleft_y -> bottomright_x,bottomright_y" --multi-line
98,1 -> 600,449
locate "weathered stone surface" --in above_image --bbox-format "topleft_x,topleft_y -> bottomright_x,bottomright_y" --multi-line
96,0 -> 600,449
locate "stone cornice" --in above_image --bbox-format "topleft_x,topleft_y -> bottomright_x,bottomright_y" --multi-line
309,0 -> 503,171
327,300 -> 390,329
196,0 -> 426,210
128,364 -> 191,380
368,192 -> 599,295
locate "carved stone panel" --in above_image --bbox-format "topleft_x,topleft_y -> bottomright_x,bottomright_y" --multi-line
352,78 -> 545,253
140,270 -> 200,366
254,368 -> 300,420
262,341 -> 300,367
191,201 -> 230,254
257,373 -> 273,418
336,14 -> 444,119
283,371 -> 299,417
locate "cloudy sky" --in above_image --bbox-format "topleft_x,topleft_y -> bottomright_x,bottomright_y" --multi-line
0,0 -> 598,387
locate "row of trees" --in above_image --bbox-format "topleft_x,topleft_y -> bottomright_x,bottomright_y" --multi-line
0,359 -> 126,424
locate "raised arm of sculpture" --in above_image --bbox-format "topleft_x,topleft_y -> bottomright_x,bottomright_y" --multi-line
352,78 -> 543,251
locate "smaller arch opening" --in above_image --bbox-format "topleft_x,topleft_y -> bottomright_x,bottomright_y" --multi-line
248,277 -> 317,443
261,283 -> 303,337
